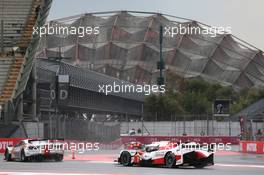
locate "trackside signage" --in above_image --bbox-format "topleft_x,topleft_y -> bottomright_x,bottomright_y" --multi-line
246,143 -> 257,152
0,138 -> 25,153
240,141 -> 264,154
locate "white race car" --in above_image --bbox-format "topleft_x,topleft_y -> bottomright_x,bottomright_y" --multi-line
118,141 -> 214,168
4,139 -> 64,162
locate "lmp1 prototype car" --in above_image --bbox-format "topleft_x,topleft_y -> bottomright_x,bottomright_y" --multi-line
4,139 -> 64,162
118,141 -> 214,168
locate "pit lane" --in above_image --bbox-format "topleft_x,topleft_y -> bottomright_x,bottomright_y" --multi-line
0,146 -> 264,175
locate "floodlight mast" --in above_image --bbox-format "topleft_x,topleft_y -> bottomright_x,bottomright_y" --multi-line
157,25 -> 165,86
159,25 -> 163,80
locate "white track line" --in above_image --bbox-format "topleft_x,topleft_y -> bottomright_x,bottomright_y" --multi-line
215,163 -> 264,168
0,172 -> 126,175
86,161 -> 264,169
86,160 -> 115,164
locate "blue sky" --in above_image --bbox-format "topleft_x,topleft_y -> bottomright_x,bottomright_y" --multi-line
48,0 -> 264,50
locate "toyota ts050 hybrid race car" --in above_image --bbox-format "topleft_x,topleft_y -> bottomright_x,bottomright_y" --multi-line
4,139 -> 64,162
118,141 -> 214,168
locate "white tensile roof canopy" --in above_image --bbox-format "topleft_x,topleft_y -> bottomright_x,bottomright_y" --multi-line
37,11 -> 264,90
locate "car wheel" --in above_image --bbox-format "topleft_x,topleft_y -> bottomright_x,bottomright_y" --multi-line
36,155 -> 44,162
165,152 -> 176,168
4,149 -> 11,161
55,154 -> 63,162
28,156 -> 33,162
120,151 -> 132,166
20,149 -> 27,162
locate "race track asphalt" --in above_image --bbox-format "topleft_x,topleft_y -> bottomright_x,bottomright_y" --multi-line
0,146 -> 264,175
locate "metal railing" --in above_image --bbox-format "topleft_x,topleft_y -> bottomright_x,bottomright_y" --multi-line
120,114 -> 264,137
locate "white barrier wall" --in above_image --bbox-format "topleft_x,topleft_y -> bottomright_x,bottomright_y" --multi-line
11,122 -> 44,138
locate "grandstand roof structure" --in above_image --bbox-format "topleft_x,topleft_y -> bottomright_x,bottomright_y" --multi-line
231,99 -> 264,120
36,11 -> 264,90
36,58 -> 144,116
36,58 -> 145,101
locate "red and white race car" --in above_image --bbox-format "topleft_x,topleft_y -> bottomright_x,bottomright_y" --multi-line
118,141 -> 214,168
4,139 -> 64,162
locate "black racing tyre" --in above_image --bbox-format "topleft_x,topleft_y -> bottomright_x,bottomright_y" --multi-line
27,156 -> 33,162
20,149 -> 27,162
120,151 -> 132,166
36,155 -> 44,162
4,149 -> 11,161
165,152 -> 176,168
55,154 -> 63,162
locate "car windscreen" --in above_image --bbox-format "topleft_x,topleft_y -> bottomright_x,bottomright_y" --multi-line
29,141 -> 48,145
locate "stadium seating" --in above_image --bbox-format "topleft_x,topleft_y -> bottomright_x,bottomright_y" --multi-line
0,55 -> 23,104
0,0 -> 45,104
1,0 -> 33,49
19,0 -> 44,49
0,58 -> 13,100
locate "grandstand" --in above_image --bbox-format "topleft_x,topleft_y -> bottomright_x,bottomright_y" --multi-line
37,11 -> 264,90
0,0 -> 52,136
0,0 -> 52,105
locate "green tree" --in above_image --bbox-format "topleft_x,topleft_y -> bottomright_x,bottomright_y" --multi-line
145,76 -> 264,120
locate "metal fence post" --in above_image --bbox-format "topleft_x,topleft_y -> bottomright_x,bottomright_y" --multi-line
174,114 -> 176,136
126,113 -> 129,135
183,114 -> 186,135
229,115 -> 231,136
212,115 -> 215,136
141,104 -> 143,136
